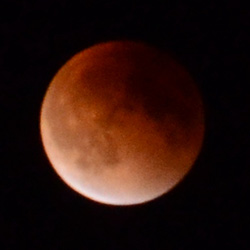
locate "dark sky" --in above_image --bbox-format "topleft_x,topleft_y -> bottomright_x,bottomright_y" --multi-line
1,1 -> 249,249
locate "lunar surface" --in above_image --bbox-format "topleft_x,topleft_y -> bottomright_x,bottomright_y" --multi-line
40,41 -> 205,205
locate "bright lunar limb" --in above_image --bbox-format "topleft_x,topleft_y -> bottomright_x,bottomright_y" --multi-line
40,40 -> 205,205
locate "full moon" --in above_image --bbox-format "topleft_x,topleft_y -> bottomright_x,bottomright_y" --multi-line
40,41 -> 205,205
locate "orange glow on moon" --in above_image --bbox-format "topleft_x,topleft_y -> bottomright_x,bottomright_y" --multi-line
40,41 -> 205,205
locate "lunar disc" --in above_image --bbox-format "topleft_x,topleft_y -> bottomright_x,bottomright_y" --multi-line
40,40 -> 205,205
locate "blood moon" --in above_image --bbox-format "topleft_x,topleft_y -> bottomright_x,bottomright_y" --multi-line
40,41 -> 205,205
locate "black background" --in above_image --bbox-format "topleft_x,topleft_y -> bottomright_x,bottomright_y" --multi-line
1,0 -> 249,249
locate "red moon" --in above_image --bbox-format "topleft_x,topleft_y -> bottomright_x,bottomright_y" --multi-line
40,41 -> 205,205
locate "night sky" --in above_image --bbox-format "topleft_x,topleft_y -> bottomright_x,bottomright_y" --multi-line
1,1 -> 249,249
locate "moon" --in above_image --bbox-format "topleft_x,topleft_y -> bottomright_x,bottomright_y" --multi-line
40,41 -> 205,205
